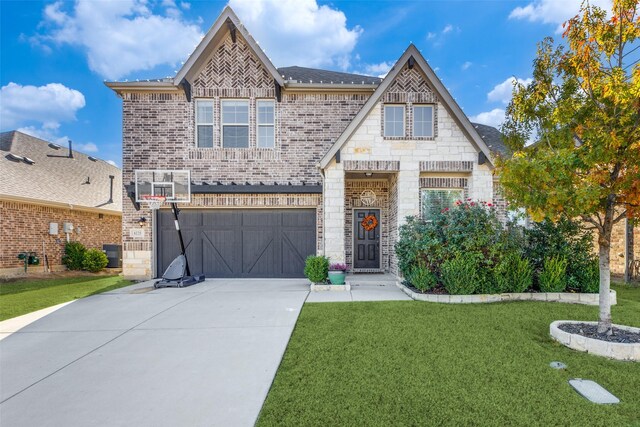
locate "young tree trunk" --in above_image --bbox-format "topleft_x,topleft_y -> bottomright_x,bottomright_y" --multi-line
597,239 -> 612,335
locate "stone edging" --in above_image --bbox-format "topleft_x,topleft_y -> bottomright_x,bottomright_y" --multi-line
396,281 -> 617,306
310,282 -> 351,292
550,321 -> 640,361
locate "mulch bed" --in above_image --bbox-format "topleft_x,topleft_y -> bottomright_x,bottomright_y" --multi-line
558,323 -> 640,344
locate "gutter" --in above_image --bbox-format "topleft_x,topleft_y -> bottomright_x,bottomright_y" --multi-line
0,195 -> 122,216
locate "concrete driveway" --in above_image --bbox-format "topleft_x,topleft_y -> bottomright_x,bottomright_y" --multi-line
0,279 -> 309,427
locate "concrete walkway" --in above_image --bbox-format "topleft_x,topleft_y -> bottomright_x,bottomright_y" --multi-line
0,279 -> 309,427
0,275 -> 409,427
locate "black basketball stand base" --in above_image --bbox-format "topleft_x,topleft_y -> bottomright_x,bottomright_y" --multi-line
154,275 -> 205,289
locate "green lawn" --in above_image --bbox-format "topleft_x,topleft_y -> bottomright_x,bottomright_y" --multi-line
0,276 -> 133,321
258,284 -> 640,427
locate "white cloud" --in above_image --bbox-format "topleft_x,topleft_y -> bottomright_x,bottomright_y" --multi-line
427,32 -> 436,40
74,142 -> 98,153
229,0 -> 362,70
442,24 -> 454,34
17,124 -> 69,145
487,77 -> 532,105
106,160 -> 118,167
1,82 -> 85,129
509,0 -> 611,32
363,61 -> 393,78
469,108 -> 506,129
38,0 -> 204,79
425,23 -> 460,46
461,61 -> 472,71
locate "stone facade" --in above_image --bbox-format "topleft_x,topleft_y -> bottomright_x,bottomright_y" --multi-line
0,200 -> 121,276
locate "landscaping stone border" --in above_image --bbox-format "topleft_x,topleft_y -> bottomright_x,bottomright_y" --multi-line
310,283 -> 351,292
396,281 -> 617,306
550,321 -> 640,361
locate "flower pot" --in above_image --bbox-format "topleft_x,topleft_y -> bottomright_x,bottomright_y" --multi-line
328,270 -> 346,285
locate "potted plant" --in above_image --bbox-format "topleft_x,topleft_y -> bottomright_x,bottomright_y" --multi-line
328,262 -> 347,285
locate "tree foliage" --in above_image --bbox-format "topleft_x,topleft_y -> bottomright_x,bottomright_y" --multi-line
498,0 -> 640,333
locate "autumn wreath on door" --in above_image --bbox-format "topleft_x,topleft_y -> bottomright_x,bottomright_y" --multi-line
361,214 -> 378,231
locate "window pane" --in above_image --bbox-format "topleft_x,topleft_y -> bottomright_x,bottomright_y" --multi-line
414,105 -> 433,137
197,125 -> 213,148
384,105 -> 404,137
222,100 -> 249,124
196,100 -> 213,123
223,125 -> 249,148
257,101 -> 274,125
421,189 -> 463,220
257,126 -> 274,148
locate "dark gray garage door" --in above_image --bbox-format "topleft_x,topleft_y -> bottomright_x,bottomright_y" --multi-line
156,209 -> 316,278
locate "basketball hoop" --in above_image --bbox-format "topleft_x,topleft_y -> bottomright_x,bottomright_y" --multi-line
141,195 -> 166,210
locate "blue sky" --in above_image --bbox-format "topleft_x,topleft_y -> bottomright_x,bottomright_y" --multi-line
0,0 -> 611,167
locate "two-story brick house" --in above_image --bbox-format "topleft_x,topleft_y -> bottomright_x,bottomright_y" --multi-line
107,6 -> 507,280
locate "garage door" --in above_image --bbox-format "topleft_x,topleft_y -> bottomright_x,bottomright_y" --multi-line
156,209 -> 316,278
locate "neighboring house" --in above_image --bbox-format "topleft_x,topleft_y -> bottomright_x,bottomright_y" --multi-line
0,131 -> 122,276
105,7 -> 526,280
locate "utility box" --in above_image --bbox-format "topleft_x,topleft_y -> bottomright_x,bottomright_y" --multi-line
49,222 -> 59,235
63,222 -> 74,233
103,244 -> 122,268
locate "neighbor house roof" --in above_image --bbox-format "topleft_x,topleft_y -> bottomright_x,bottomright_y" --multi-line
0,131 -> 122,214
471,123 -> 510,157
277,66 -> 382,85
319,44 -> 496,169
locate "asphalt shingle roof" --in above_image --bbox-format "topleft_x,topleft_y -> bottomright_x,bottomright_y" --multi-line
0,131 -> 122,213
277,66 -> 382,85
470,123 -> 511,158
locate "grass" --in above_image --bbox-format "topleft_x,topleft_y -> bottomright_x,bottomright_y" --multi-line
0,275 -> 132,321
258,284 -> 640,426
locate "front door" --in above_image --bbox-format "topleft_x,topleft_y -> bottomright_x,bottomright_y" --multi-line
353,209 -> 380,269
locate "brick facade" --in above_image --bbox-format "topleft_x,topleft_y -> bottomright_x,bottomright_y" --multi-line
0,200 -> 121,275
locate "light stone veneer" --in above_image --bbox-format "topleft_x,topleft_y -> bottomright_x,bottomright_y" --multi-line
310,283 -> 351,292
550,321 -> 640,362
396,281 -> 617,306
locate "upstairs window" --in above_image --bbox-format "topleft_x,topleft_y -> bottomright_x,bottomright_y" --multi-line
256,100 -> 275,148
413,105 -> 434,137
221,100 -> 249,148
420,189 -> 463,221
196,99 -> 214,148
384,105 -> 405,137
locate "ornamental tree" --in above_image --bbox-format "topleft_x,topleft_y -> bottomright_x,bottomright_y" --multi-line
498,0 -> 640,334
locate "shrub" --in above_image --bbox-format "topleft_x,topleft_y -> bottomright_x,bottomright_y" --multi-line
575,258 -> 599,293
304,256 -> 329,284
82,248 -> 109,272
494,253 -> 533,293
538,256 -> 568,292
62,241 -> 86,271
441,253 -> 479,295
408,262 -> 437,292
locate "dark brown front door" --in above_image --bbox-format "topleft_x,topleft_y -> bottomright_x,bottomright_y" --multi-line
353,209 -> 380,269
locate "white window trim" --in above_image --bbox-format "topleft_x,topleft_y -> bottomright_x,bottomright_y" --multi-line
413,104 -> 435,138
384,104 -> 405,138
221,99 -> 250,149
256,99 -> 275,149
195,98 -> 214,148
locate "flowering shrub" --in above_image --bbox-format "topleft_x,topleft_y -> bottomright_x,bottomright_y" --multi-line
329,263 -> 347,271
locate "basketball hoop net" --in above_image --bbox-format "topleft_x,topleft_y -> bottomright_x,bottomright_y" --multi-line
141,195 -> 166,210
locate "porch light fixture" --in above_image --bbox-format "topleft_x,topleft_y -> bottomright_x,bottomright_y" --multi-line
137,217 -> 147,227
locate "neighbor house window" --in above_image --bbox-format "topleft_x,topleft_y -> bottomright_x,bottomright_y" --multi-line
221,100 -> 249,148
413,105 -> 434,137
256,100 -> 275,148
421,189 -> 464,221
384,105 -> 405,137
196,99 -> 214,148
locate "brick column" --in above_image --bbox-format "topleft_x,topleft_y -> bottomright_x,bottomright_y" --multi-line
323,162 -> 345,263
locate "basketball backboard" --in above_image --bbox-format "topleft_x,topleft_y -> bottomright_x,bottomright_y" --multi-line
135,170 -> 191,203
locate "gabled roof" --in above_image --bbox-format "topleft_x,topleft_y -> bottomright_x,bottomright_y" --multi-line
472,123 -> 511,157
0,131 -> 122,214
278,66 -> 382,85
319,44 -> 496,169
173,6 -> 284,87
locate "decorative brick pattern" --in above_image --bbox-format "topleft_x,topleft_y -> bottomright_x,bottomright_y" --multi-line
420,161 -> 474,172
342,160 -> 400,171
345,180 -> 390,272
419,177 -> 468,189
382,64 -> 438,104
0,200 -> 121,272
388,173 -> 399,275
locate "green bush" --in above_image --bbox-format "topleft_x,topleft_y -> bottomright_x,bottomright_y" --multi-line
304,256 -> 329,284
441,253 -> 479,295
408,261 -> 437,292
62,241 -> 86,271
82,248 -> 109,272
494,253 -> 533,293
538,256 -> 568,292
575,258 -> 599,293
